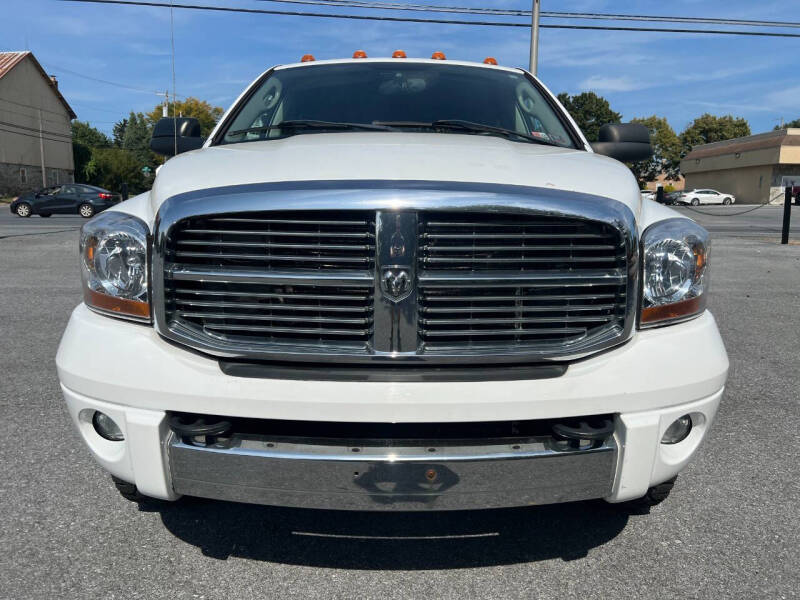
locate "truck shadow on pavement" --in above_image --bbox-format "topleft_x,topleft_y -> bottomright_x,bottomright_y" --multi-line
153,498 -> 631,568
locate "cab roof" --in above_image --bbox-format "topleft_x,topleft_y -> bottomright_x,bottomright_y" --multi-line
274,57 -> 524,75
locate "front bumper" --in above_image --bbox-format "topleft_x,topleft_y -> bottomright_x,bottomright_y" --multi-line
57,304 -> 728,507
169,432 -> 617,510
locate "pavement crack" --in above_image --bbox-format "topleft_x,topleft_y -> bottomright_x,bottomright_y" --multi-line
0,228 -> 80,240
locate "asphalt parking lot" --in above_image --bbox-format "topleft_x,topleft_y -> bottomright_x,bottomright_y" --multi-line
1,204 -> 799,599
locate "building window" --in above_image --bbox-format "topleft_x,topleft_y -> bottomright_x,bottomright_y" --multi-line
19,168 -> 27,183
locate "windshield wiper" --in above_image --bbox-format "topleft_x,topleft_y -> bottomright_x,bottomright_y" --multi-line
228,120 -> 393,137
373,119 -> 561,147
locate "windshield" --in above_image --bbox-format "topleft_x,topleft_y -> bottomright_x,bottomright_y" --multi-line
219,62 -> 577,148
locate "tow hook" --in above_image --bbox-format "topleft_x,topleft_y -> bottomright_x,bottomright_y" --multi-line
169,414 -> 232,446
551,418 -> 614,450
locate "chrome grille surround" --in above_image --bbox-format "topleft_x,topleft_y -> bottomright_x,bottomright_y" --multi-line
153,180 -> 638,364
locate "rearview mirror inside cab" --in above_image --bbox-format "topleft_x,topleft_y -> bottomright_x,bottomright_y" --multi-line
591,123 -> 652,163
150,117 -> 204,157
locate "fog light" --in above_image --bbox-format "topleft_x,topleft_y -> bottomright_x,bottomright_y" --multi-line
661,415 -> 692,444
93,411 -> 124,441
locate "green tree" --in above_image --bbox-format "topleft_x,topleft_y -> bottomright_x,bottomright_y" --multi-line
112,118 -> 128,147
121,112 -> 156,169
72,121 -> 110,183
84,147 -> 146,194
556,92 -> 622,143
775,118 -> 800,130
146,97 -> 224,138
629,116 -> 682,188
680,114 -> 750,155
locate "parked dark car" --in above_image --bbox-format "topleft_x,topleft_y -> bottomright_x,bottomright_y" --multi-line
663,191 -> 683,205
10,184 -> 121,218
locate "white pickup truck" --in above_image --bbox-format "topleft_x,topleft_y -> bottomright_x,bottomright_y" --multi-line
56,55 -> 728,512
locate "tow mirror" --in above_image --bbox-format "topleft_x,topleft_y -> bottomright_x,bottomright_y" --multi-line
150,117 -> 204,157
591,123 -> 652,162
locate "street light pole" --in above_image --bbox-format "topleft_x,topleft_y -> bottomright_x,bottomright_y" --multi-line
529,0 -> 541,75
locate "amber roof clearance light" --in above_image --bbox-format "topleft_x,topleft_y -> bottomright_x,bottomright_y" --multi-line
392,50 -> 407,58
353,50 -> 368,59
483,57 -> 498,65
300,54 -> 316,62
431,51 -> 446,60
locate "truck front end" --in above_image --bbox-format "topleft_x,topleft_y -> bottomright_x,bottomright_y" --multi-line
56,57 -> 728,511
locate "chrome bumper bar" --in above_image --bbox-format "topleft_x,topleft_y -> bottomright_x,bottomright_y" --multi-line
168,434 -> 617,510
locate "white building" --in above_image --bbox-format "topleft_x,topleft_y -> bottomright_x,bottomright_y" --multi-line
0,51 -> 76,196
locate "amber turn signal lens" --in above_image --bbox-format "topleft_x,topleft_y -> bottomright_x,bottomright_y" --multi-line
300,54 -> 315,62
483,57 -> 498,65
640,295 -> 705,326
392,50 -> 407,58
353,50 -> 368,59
431,51 -> 446,60
85,288 -> 151,320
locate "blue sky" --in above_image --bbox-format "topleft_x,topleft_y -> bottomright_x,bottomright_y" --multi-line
2,0 -> 798,136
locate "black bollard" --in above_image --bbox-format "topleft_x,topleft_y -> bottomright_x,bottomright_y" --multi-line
782,187 -> 792,245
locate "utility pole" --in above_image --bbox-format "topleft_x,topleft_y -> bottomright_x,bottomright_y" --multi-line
529,0 -> 541,75
38,109 -> 46,187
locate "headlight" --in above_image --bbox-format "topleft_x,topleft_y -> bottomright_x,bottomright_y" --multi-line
80,211 -> 151,322
640,218 -> 709,328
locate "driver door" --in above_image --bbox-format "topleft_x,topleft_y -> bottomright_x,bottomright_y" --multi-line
52,184 -> 79,213
35,186 -> 61,212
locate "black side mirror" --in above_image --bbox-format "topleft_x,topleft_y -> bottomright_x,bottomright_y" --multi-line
591,123 -> 652,162
150,117 -> 204,157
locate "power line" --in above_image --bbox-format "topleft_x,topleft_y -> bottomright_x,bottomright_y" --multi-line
255,0 -> 800,30
40,62 -> 181,96
0,120 -> 72,139
0,125 -> 73,145
59,0 -> 800,38
0,104 -> 72,127
0,95 -> 73,117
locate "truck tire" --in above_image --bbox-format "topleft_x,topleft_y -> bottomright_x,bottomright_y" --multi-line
111,475 -> 149,503
624,476 -> 677,511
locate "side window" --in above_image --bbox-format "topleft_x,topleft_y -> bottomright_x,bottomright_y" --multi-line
62,185 -> 76,194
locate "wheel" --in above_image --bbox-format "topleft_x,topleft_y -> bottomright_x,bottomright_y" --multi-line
722,198 -> 732,205
79,203 -> 95,218
623,476 -> 677,511
690,198 -> 700,206
39,212 -> 52,218
111,475 -> 149,503
15,203 -> 32,217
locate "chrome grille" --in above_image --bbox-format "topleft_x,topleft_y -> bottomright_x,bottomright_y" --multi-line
162,211 -> 375,348
418,212 -> 628,348
154,183 -> 636,364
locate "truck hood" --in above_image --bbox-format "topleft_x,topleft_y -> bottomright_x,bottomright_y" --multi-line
150,132 -> 642,216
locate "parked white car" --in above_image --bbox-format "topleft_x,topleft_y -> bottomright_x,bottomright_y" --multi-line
679,189 -> 736,206
56,55 -> 728,513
